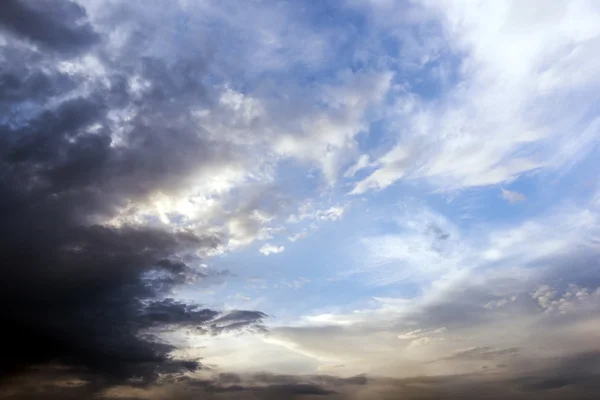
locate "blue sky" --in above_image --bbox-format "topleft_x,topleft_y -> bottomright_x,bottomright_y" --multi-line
2,0 -> 600,398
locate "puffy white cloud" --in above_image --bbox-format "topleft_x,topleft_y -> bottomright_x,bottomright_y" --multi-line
533,284 -> 600,314
259,244 -> 285,256
318,206 -> 346,221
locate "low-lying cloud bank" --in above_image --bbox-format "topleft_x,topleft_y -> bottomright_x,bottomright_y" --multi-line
2,353 -> 600,400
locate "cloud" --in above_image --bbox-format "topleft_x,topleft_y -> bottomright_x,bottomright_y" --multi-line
0,0 -> 271,383
501,188 -> 527,203
3,0 -> 600,398
0,370 -> 370,399
287,202 -> 349,225
0,0 -> 100,55
2,2 -> 380,382
343,154 -> 372,178
351,0 -> 600,193
5,361 -> 600,399
288,231 -> 309,242
318,206 -> 346,221
256,198 -> 600,378
532,284 -> 600,314
350,207 -> 463,285
282,277 -> 312,290
438,346 -> 520,362
349,146 -> 412,194
259,244 -> 285,256
271,70 -> 393,184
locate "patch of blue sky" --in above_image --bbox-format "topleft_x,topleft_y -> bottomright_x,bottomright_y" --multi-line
402,51 -> 464,100
182,202 -> 418,318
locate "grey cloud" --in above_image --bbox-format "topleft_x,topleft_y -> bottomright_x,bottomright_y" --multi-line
397,252 -> 600,333
266,245 -> 600,382
0,0 -> 265,385
518,376 -> 579,391
210,310 -> 269,326
4,361 -> 600,400
547,350 -> 600,376
229,372 -> 368,388
0,47 -> 78,104
0,0 -> 100,55
199,310 -> 269,335
141,299 -> 219,326
0,371 -> 367,400
257,383 -> 335,396
438,347 -> 520,362
207,383 -> 336,396
426,222 -> 451,241
395,281 -> 525,331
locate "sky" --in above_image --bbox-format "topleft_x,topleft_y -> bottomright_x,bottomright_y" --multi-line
1,0 -> 600,399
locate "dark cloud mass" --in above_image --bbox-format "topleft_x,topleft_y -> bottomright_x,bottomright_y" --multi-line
0,0 -> 100,54
0,0 -> 265,386
4,364 -> 600,400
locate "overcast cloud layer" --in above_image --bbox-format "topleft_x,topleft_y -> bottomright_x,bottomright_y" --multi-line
1,0 -> 600,399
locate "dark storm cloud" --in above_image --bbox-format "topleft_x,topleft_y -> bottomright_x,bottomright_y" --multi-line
208,383 -> 337,396
4,362 -> 600,400
0,371 -> 366,399
141,299 -> 220,325
0,0 -> 265,385
0,49 -> 78,104
205,310 -> 270,334
0,0 -> 100,55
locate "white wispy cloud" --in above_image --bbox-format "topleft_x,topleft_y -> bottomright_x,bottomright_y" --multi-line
254,195 -> 600,376
500,188 -> 526,204
351,0 -> 600,193
288,231 -> 309,242
272,70 -> 393,184
349,207 -> 466,286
